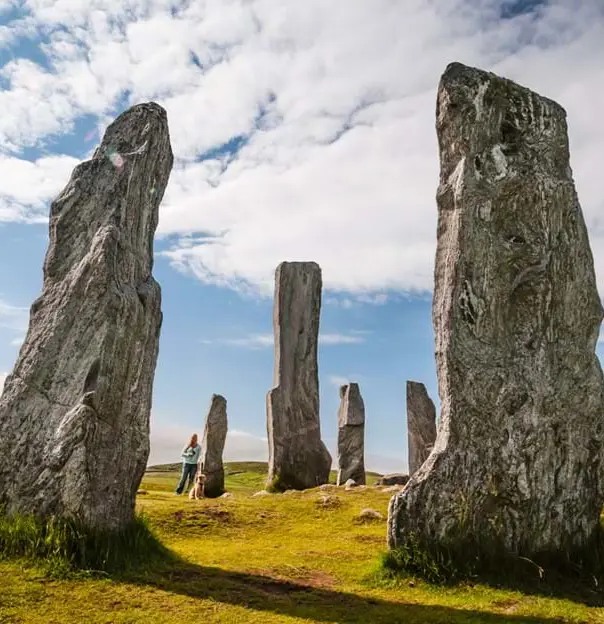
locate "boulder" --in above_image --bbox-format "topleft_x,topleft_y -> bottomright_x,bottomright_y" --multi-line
377,474 -> 409,487
388,62 -> 604,563
0,103 -> 172,531
200,394 -> 228,498
336,383 -> 366,486
266,262 -> 332,490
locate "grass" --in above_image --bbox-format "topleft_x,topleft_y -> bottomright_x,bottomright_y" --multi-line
0,463 -> 602,623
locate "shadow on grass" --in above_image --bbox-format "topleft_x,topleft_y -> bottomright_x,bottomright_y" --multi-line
120,557 -> 574,624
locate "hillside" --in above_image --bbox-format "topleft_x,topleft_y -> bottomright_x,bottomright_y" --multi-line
147,461 -> 384,485
1,466 -> 601,623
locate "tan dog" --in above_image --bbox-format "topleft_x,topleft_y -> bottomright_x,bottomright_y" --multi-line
189,472 -> 206,500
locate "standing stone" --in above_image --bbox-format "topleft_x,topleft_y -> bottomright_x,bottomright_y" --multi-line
406,381 -> 437,475
266,261 -> 332,490
336,383 -> 366,486
0,103 -> 173,532
200,394 -> 228,498
388,63 -> 604,564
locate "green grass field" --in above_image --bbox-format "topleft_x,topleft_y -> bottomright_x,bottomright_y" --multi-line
1,462 -> 603,623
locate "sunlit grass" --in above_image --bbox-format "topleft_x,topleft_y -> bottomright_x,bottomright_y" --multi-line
0,464 -> 602,623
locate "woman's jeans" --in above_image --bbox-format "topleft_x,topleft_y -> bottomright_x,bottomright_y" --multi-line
176,462 -> 198,494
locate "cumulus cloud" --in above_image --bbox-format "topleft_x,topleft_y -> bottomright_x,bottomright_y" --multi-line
1,0 -> 603,295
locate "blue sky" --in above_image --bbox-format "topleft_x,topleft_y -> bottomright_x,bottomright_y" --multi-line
1,0 -> 603,473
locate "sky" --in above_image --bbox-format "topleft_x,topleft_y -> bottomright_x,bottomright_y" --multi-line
0,0 -> 604,474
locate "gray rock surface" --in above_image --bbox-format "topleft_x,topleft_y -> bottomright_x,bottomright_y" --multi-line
200,394 -> 228,498
388,62 -> 604,559
266,261 -> 332,490
336,383 -> 366,486
0,103 -> 173,531
406,381 -> 437,475
377,474 -> 409,487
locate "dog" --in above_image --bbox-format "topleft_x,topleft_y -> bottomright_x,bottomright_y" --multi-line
189,472 -> 206,500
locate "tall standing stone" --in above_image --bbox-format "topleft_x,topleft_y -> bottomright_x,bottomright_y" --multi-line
0,103 -> 173,532
200,394 -> 228,498
266,261 -> 332,490
406,381 -> 437,475
336,383 -> 366,486
388,63 -> 604,563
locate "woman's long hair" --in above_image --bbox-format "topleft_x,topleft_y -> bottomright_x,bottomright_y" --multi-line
188,433 -> 198,449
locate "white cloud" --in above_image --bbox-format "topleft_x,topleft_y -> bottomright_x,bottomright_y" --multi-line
0,154 -> 81,222
319,333 -> 364,346
148,421 -> 268,466
203,331 -> 367,349
0,1 -> 603,295
220,333 -> 273,349
10,336 -> 24,348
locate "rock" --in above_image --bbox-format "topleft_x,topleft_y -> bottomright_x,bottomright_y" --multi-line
136,490 -> 148,495
200,394 -> 228,498
319,483 -> 337,491
316,495 -> 341,508
344,478 -> 358,490
253,490 -> 271,497
336,383 -> 366,486
0,103 -> 173,531
382,485 -> 403,493
266,262 -> 332,491
388,62 -> 604,563
220,492 -> 233,499
377,474 -> 409,487
406,381 -> 437,475
357,508 -> 384,522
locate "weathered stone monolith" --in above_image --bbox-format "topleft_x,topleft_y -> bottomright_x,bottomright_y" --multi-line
0,103 -> 173,531
388,63 -> 604,564
266,261 -> 332,490
336,383 -> 366,486
406,381 -> 437,475
200,394 -> 228,498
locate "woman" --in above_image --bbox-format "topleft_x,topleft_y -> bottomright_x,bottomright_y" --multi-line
175,433 -> 201,495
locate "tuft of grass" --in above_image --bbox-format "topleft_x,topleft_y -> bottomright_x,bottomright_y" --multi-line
380,527 -> 604,599
0,510 -> 170,576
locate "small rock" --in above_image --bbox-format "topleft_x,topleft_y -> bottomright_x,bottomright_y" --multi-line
319,484 -> 337,490
382,485 -> 403,493
136,490 -> 148,495
344,479 -> 357,490
316,495 -> 341,508
253,490 -> 271,497
283,489 -> 297,495
357,508 -> 384,522
220,492 -> 233,498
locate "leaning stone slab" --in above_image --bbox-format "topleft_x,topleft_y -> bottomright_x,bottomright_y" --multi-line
388,62 -> 604,564
266,262 -> 332,490
336,383 -> 366,486
200,394 -> 228,498
406,381 -> 437,475
0,103 -> 173,531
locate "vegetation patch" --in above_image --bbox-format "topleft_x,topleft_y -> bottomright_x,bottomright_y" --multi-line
0,510 -> 169,576
380,528 -> 604,603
